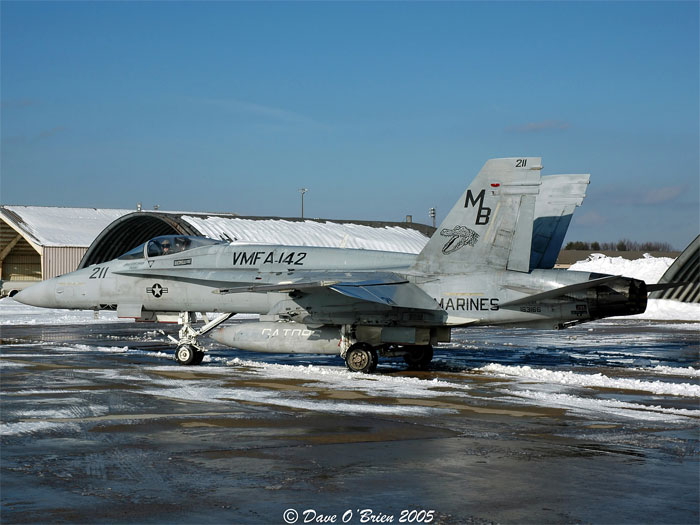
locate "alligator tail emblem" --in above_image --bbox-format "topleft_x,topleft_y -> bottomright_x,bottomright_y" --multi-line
440,225 -> 479,254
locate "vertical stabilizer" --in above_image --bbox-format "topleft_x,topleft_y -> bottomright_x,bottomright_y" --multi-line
530,174 -> 590,269
414,157 -> 541,274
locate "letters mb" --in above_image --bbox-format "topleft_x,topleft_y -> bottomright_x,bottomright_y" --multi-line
464,189 -> 491,225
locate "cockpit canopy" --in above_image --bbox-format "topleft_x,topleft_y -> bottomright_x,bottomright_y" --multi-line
118,235 -> 227,260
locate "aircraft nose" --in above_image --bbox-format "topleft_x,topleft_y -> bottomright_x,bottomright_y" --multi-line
14,280 -> 57,308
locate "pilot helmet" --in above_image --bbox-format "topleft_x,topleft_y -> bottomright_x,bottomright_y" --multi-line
161,239 -> 171,248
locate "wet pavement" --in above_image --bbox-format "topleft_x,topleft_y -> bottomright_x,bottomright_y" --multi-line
1,319 -> 698,524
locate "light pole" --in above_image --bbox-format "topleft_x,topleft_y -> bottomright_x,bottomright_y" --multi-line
298,188 -> 308,219
429,207 -> 436,228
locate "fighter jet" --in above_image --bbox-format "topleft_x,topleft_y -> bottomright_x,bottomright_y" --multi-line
16,157 -> 655,372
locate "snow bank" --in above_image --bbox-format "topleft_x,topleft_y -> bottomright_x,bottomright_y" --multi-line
569,253 -> 673,283
511,390 -> 700,422
215,357 -> 469,398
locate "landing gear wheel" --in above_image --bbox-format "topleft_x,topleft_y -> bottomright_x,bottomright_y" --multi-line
403,345 -> 433,370
345,343 -> 377,374
169,311 -> 234,367
368,348 -> 378,373
175,344 -> 197,366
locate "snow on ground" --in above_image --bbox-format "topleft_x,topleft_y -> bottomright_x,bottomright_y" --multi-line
3,339 -> 697,426
0,297 -> 126,325
632,299 -> 700,321
635,365 -> 700,377
507,390 -> 700,422
207,356 -> 471,397
0,421 -> 81,437
568,253 -> 699,321
479,363 -> 700,397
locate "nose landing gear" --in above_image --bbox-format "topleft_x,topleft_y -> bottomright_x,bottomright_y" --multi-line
175,344 -> 205,365
169,312 -> 234,365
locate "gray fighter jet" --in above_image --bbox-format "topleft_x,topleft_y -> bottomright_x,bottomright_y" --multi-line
16,158 -> 654,372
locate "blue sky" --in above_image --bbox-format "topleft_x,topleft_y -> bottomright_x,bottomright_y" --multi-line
2,1 -> 698,249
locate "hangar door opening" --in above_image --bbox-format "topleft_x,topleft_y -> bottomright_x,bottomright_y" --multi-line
0,221 -> 41,282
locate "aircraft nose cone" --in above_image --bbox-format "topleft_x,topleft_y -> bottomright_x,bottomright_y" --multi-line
14,280 -> 56,308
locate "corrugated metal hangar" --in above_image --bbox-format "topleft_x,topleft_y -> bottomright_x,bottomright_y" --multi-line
0,206 -> 132,283
1,205 -> 433,294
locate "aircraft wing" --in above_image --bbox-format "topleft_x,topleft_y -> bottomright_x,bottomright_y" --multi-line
215,271 -> 442,311
113,265 -> 441,311
329,280 -> 442,311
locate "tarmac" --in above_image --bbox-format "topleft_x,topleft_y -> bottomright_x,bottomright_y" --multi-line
1,320 -> 698,524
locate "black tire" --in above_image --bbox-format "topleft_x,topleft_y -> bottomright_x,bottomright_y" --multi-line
192,350 -> 205,365
175,345 -> 196,365
368,348 -> 379,372
345,344 -> 377,373
403,345 -> 433,370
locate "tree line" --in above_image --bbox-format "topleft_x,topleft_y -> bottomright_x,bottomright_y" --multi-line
564,239 -> 675,252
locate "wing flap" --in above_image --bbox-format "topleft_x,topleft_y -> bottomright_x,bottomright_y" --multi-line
330,282 -> 441,311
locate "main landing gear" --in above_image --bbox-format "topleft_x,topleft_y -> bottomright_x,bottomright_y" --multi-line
343,342 -> 433,373
402,345 -> 434,371
169,312 -> 234,366
344,343 -> 378,374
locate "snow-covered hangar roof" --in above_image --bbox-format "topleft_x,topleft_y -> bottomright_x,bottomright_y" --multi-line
79,211 -> 433,268
0,206 -> 133,251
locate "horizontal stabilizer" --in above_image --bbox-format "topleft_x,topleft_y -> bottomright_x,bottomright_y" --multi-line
499,275 -> 620,308
645,281 -> 690,293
